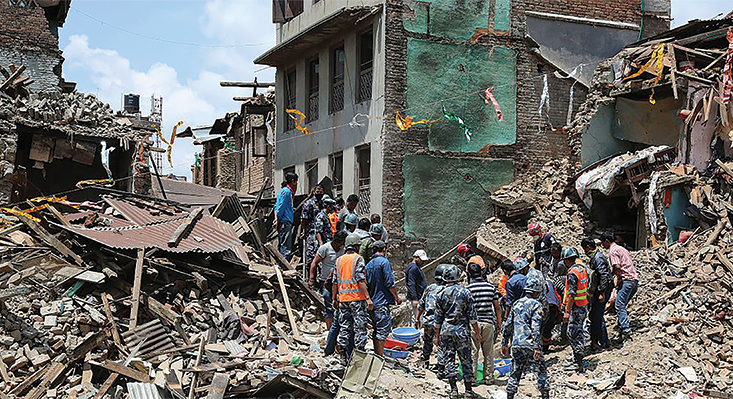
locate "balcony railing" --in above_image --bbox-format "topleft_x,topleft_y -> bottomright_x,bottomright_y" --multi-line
308,91 -> 319,123
331,79 -> 344,113
358,67 -> 372,103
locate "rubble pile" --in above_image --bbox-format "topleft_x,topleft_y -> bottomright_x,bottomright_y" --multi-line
0,191 -> 342,398
0,87 -> 140,140
478,158 -> 593,259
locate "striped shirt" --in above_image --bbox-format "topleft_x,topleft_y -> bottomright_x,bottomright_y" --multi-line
467,279 -> 500,326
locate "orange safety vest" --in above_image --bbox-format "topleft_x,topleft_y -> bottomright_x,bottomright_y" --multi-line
565,263 -> 589,307
498,275 -> 508,297
336,252 -> 367,303
328,212 -> 339,235
466,255 -> 486,274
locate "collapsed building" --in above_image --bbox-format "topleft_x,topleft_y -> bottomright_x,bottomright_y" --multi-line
0,0 -> 150,205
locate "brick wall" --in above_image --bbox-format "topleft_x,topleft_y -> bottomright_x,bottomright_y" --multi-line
0,1 -> 62,91
0,2 -> 58,50
525,0 -> 642,24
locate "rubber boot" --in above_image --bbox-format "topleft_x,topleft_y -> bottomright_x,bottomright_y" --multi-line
541,391 -> 550,399
448,379 -> 459,399
506,394 -> 515,399
463,380 -> 476,398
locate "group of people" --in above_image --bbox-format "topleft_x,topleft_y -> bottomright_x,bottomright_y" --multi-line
274,173 -> 398,365
275,175 -> 641,399
406,223 -> 639,399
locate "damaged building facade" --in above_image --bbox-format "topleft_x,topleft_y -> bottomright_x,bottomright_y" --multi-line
188,92 -> 276,196
0,0 -> 147,205
255,0 -> 671,261
569,14 -> 733,248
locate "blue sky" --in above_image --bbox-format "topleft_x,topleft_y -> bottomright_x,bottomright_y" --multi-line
58,0 -> 732,179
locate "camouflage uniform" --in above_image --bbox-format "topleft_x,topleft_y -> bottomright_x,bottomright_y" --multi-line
301,196 -> 323,269
314,210 -> 333,243
566,268 -> 589,362
434,284 -> 477,381
419,283 -> 445,361
502,296 -> 549,396
337,300 -> 369,351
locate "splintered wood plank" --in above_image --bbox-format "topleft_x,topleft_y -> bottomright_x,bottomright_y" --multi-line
129,248 -> 145,330
206,373 -> 229,399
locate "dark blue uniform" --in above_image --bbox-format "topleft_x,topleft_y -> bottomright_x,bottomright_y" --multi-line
434,284 -> 477,382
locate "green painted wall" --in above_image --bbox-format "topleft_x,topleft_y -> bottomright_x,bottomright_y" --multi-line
403,1 -> 429,34
494,0 -> 511,31
406,39 -> 517,152
403,154 -> 514,254
403,0 -> 490,40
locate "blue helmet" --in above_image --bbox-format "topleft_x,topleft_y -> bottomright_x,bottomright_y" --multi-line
513,258 -> 530,272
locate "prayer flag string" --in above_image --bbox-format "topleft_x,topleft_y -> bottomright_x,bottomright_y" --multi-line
484,87 -> 503,121
395,112 -> 439,131
442,104 -> 473,142
286,109 -> 310,135
623,44 -> 665,104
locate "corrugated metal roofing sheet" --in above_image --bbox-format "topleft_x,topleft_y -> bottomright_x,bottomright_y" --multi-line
126,382 -> 170,399
104,197 -> 181,226
58,214 -> 244,254
63,211 -> 138,228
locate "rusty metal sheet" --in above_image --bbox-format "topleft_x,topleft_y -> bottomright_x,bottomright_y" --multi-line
104,197 -> 181,226
58,214 -> 244,254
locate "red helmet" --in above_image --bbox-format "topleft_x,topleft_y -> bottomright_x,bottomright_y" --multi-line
527,222 -> 541,236
457,243 -> 471,257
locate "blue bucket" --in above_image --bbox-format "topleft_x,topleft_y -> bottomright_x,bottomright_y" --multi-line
392,327 -> 420,345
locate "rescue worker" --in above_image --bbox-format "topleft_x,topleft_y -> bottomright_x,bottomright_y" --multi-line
338,194 -> 359,223
313,196 -> 337,247
343,214 -> 358,233
541,275 -> 561,352
301,185 -> 324,269
328,201 -> 340,236
370,213 -> 389,243
561,247 -> 589,372
416,263 -> 449,369
581,237 -> 613,351
332,233 -> 373,365
504,258 -> 528,319
528,222 -> 556,276
434,264 -> 480,399
549,242 -> 564,277
309,230 -> 347,329
457,243 -> 486,276
501,276 -> 550,399
498,259 -> 514,298
365,241 -> 401,356
406,249 -> 429,326
359,223 -> 384,260
354,218 -> 372,240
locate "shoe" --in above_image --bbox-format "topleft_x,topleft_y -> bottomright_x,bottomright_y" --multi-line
449,379 -> 459,399
588,341 -> 599,352
507,394 -> 515,399
622,330 -> 633,341
339,353 -> 349,367
541,391 -> 550,399
575,354 -> 585,373
463,380 -> 476,398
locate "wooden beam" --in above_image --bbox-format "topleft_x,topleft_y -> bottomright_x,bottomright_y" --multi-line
274,265 -> 301,339
25,362 -> 66,399
0,65 -> 26,92
45,205 -> 71,227
248,177 -> 271,220
219,81 -> 275,87
667,44 -> 678,100
19,216 -> 83,266
92,373 -> 118,399
98,360 -> 151,382
101,292 -> 124,350
70,330 -> 108,363
0,355 -> 10,384
188,333 -> 207,399
166,371 -> 187,399
9,366 -> 46,396
129,248 -> 145,330
168,207 -> 203,247
266,242 -> 293,271
716,251 -> 733,276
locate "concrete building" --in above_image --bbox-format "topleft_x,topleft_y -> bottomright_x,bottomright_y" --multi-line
255,0 -> 671,262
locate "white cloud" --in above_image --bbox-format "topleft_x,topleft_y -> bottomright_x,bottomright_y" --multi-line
63,34 -> 232,178
671,0 -> 732,27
